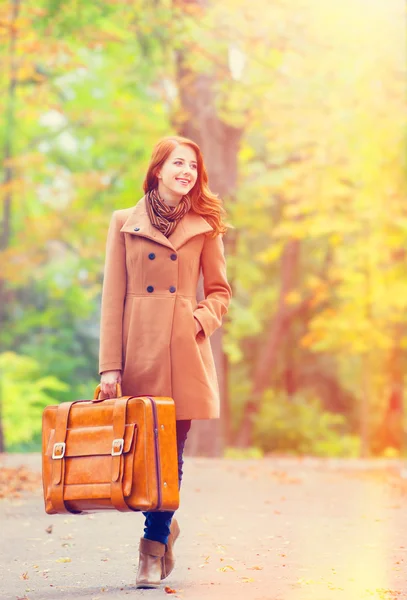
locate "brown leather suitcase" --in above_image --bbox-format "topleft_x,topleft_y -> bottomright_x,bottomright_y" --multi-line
42,385 -> 180,514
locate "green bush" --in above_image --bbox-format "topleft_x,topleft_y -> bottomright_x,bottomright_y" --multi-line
254,390 -> 360,457
0,352 -> 69,451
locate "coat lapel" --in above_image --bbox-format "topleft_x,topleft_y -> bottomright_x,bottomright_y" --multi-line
169,211 -> 213,250
120,196 -> 213,250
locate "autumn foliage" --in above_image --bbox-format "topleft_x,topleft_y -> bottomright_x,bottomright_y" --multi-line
0,0 -> 405,456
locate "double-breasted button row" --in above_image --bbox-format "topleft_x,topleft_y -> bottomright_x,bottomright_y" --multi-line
145,248 -> 177,294
148,252 -> 177,261
146,286 -> 177,293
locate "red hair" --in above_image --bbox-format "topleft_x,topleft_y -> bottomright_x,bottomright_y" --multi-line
143,136 -> 228,236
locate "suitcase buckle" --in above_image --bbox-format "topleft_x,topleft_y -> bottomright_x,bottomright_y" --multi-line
52,442 -> 66,459
111,438 -> 124,456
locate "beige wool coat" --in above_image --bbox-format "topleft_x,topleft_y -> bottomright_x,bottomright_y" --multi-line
98,196 -> 232,420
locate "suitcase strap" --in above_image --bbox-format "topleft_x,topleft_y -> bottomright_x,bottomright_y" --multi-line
50,397 -> 134,514
50,400 -> 78,514
110,397 -> 132,512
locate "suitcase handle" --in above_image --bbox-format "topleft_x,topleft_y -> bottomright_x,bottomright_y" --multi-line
93,383 -> 122,401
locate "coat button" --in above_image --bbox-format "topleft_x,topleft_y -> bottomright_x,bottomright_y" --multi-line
169,286 -> 176,293
147,286 -> 154,293
148,253 -> 156,260
170,253 -> 177,261
134,227 -> 140,232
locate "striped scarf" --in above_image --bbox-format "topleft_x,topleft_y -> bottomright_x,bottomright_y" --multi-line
146,188 -> 191,237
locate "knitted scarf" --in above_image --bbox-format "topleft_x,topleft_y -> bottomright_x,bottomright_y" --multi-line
146,188 -> 191,237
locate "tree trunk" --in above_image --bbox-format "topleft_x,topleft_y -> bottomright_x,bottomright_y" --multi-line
374,329 -> 404,454
0,0 -> 20,452
174,0 -> 243,455
236,238 -> 301,447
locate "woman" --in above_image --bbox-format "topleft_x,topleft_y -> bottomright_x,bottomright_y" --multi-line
98,135 -> 232,589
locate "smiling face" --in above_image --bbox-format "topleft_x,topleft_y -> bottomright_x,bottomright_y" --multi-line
156,144 -> 198,204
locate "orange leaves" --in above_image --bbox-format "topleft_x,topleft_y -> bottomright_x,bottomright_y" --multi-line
0,178 -> 26,200
3,152 -> 45,170
0,466 -> 41,499
17,63 -> 46,84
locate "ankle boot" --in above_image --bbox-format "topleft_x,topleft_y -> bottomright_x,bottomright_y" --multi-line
161,518 -> 181,580
136,538 -> 166,589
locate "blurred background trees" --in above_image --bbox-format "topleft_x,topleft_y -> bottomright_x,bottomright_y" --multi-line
0,0 -> 405,457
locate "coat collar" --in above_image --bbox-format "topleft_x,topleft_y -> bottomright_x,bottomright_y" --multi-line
120,196 -> 213,251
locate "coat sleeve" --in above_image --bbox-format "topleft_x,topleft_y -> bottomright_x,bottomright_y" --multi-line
98,211 -> 127,374
193,233 -> 232,340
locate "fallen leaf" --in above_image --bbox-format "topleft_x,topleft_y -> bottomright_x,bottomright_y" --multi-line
56,557 -> 71,563
164,587 -> 177,594
217,565 -> 235,572
45,525 -> 53,534
20,572 -> 29,580
247,566 -> 263,570
240,577 -> 254,583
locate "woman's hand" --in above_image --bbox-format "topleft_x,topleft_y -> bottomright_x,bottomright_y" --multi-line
100,369 -> 122,398
194,316 -> 203,337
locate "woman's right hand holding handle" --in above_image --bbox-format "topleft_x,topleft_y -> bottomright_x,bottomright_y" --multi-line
100,369 -> 122,398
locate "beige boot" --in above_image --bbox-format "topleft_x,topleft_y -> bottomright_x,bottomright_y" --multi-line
136,538 -> 165,589
161,518 -> 181,580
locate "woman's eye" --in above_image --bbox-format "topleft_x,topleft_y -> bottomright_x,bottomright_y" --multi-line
191,164 -> 197,170
174,161 -> 182,165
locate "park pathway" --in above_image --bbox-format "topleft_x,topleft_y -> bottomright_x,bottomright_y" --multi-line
1,453 -> 407,600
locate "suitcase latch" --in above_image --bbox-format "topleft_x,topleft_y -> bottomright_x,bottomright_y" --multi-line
111,438 -> 124,456
52,442 -> 66,459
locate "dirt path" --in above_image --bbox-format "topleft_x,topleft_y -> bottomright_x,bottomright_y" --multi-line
1,454 -> 406,600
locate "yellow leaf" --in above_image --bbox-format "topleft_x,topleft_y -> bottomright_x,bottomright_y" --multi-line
217,565 -> 236,572
56,557 -> 71,563
285,290 -> 302,305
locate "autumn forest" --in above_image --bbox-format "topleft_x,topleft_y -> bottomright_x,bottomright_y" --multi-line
0,0 -> 406,457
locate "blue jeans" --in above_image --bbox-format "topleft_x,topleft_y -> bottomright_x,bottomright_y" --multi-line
142,419 -> 192,545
